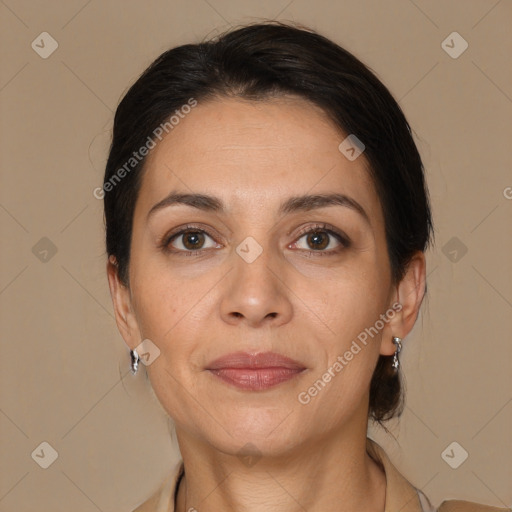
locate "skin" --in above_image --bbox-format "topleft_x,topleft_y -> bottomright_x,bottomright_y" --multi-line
107,96 -> 426,512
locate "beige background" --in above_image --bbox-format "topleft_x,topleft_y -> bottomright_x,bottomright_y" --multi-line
1,0 -> 511,510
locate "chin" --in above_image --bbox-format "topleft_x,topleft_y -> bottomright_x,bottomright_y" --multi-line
202,408 -> 304,457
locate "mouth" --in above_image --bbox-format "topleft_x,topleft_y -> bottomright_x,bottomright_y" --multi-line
205,351 -> 307,391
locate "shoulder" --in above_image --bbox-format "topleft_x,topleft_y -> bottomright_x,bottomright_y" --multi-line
438,499 -> 510,512
366,439 -> 509,512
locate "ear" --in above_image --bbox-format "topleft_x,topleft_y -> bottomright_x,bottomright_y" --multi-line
106,255 -> 141,351
380,251 -> 427,356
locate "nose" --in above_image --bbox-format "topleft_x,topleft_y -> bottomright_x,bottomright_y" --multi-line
220,244 -> 293,328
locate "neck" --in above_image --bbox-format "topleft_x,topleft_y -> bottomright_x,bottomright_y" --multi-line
174,428 -> 386,512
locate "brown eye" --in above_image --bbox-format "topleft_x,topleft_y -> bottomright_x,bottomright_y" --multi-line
181,231 -> 205,250
306,230 -> 330,250
166,229 -> 218,253
291,223 -> 350,256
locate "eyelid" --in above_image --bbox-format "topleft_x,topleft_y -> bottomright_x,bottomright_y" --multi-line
159,223 -> 222,248
289,222 -> 351,255
293,222 -> 350,245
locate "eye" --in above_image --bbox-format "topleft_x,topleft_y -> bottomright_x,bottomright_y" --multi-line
159,222 -> 350,257
163,226 -> 219,255
290,223 -> 350,256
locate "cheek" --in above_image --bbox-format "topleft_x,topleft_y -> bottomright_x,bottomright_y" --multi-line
131,271 -> 207,420
130,254 -> 208,335
301,260 -> 388,344
129,262 -> 222,394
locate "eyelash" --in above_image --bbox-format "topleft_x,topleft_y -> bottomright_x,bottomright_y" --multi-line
159,222 -> 351,258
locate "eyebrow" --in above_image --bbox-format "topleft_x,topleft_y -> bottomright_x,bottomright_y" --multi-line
146,191 -> 371,226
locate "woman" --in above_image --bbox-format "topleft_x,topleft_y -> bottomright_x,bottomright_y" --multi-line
103,21 -> 507,512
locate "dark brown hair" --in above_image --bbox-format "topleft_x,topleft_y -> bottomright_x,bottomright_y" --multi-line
103,21 -> 434,425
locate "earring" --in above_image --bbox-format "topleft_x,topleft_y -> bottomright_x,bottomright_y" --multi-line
391,336 -> 402,371
130,349 -> 140,375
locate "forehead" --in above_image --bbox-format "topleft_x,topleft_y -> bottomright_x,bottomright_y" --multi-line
136,96 -> 380,222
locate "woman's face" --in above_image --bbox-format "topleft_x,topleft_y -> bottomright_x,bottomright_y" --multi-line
110,96 -> 419,456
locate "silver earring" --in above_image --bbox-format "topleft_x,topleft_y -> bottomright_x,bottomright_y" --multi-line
130,349 -> 140,375
391,336 -> 402,371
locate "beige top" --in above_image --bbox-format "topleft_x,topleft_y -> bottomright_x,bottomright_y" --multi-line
132,437 -> 509,512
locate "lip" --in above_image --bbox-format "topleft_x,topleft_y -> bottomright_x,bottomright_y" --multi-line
205,351 -> 306,391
